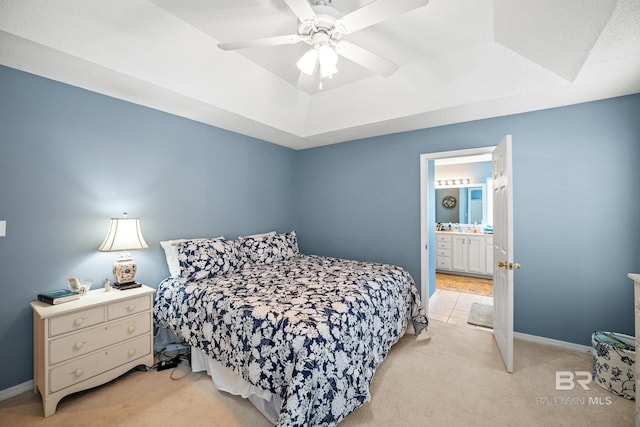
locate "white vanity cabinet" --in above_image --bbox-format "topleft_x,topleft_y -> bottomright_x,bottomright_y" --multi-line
31,285 -> 155,417
436,233 -> 452,270
451,235 -> 468,271
436,232 -> 492,277
467,235 -> 486,274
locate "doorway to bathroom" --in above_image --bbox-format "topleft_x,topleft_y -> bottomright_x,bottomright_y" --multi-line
433,153 -> 494,328
434,155 -> 493,289
419,147 -> 495,329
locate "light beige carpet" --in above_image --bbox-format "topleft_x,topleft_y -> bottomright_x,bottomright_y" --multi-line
0,320 -> 633,426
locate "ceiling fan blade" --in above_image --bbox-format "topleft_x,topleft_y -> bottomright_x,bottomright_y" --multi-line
218,34 -> 304,50
335,40 -> 398,77
336,0 -> 429,34
284,0 -> 317,22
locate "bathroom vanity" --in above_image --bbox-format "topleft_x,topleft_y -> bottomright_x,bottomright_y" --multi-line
436,231 -> 493,277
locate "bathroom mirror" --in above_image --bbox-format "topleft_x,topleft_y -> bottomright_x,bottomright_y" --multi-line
435,185 -> 486,225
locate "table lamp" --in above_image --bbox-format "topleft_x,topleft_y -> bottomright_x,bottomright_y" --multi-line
98,213 -> 148,285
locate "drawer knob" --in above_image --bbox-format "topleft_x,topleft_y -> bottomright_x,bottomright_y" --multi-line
126,305 -> 135,312
73,318 -> 84,326
74,368 -> 84,377
74,342 -> 84,350
128,349 -> 136,357
127,325 -> 136,333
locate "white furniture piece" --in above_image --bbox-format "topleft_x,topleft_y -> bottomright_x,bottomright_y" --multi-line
436,231 -> 493,277
31,285 -> 155,417
630,273 -> 640,427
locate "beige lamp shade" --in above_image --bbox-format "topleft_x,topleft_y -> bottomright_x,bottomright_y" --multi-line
99,217 -> 148,285
99,217 -> 148,252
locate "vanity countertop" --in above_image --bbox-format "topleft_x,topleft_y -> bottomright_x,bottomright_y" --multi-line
436,230 -> 492,235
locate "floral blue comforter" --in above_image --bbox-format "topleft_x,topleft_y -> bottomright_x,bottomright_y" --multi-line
154,254 -> 428,426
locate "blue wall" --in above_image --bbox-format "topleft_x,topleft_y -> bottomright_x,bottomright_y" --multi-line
296,94 -> 640,348
1,63 -> 640,392
0,66 -> 297,390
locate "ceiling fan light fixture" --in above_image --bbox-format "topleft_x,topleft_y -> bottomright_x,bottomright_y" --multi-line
318,44 -> 338,65
296,48 -> 318,75
318,44 -> 338,78
320,60 -> 338,78
219,0 -> 425,88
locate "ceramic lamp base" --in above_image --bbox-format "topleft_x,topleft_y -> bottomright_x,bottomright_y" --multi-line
113,254 -> 137,285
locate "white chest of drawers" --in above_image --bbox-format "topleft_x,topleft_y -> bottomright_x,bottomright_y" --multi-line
31,285 -> 155,416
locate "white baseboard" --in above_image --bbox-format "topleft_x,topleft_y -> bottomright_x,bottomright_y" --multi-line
514,332 -> 592,354
0,380 -> 33,402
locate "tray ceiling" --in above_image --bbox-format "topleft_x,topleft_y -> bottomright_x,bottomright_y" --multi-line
1,0 -> 639,149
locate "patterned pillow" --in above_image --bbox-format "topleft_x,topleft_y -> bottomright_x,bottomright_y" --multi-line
176,238 -> 241,281
238,231 -> 299,265
160,237 -> 224,277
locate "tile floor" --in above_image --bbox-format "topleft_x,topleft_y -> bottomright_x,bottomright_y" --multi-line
428,288 -> 494,330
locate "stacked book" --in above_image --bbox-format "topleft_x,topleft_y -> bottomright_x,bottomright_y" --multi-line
37,289 -> 80,305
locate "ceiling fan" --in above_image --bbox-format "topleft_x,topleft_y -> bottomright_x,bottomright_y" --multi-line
217,0 -> 429,89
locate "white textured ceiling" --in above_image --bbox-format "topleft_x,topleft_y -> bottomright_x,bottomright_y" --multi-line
1,0 -> 639,150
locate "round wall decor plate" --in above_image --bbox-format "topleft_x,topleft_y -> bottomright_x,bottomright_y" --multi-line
442,195 -> 457,209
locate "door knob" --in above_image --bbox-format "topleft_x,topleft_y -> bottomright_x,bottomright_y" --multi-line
498,261 -> 521,270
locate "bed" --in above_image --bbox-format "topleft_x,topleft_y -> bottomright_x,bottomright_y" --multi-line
153,231 -> 428,426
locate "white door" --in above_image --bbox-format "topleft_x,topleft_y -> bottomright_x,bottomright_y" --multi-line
485,237 -> 494,275
492,135 -> 517,373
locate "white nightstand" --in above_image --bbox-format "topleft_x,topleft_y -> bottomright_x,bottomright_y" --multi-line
30,285 -> 155,417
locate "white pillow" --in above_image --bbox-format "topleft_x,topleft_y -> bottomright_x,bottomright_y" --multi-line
160,237 -> 223,277
243,231 -> 276,239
